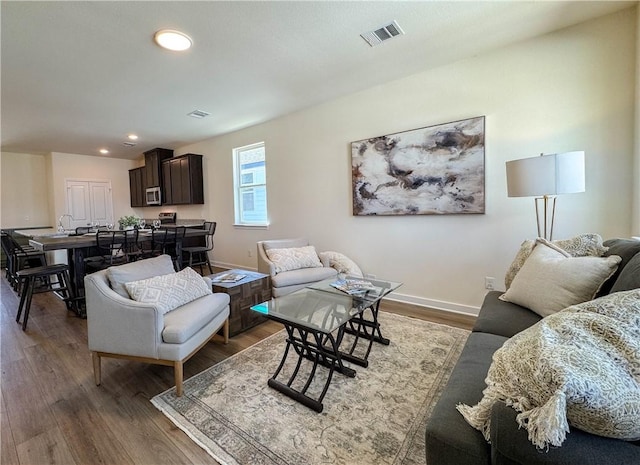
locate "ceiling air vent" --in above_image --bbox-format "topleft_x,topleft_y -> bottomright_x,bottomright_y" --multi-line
122,141 -> 137,147
188,109 -> 211,119
361,20 -> 404,47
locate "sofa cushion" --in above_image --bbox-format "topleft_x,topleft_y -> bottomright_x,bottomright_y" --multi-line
611,252 -> 640,293
490,402 -> 640,465
162,292 -> 230,344
271,266 -> 337,288
107,254 -> 175,298
473,291 -> 542,338
318,251 -> 363,277
459,290 -> 640,449
504,234 -> 607,289
125,267 -> 212,314
425,332 -> 508,465
599,238 -> 640,295
265,245 -> 323,273
500,239 -> 620,317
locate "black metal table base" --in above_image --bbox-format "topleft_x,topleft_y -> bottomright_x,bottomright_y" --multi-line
267,302 -> 388,413
268,324 -> 354,413
343,301 -> 389,362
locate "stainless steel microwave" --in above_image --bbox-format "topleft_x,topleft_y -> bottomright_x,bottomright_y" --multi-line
146,187 -> 161,205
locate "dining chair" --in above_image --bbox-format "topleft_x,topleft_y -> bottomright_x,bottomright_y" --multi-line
1,231 -> 47,292
166,226 -> 187,271
122,229 -> 143,262
84,231 -> 128,272
181,221 -> 216,274
15,263 -> 75,330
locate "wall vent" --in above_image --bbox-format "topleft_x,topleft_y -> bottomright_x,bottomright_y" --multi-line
361,20 -> 404,47
188,109 -> 211,119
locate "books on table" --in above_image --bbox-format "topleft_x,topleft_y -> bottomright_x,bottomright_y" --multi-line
330,278 -> 377,296
212,272 -> 247,283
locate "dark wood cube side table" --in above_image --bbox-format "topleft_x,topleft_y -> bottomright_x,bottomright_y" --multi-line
208,269 -> 271,336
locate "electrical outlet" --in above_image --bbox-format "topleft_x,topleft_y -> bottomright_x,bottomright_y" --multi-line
485,276 -> 495,290
247,249 -> 252,257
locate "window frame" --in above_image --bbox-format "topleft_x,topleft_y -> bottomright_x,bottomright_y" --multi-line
232,142 -> 268,228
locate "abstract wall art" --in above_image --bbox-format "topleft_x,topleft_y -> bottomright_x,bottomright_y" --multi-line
351,116 -> 485,216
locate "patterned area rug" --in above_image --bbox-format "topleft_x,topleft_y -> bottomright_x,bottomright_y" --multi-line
152,312 -> 468,465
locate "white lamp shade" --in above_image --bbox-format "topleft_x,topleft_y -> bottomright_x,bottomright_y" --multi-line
506,151 -> 585,197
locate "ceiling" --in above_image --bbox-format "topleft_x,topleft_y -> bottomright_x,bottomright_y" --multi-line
1,1 -> 635,160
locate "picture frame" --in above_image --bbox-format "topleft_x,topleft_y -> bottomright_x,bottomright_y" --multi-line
351,116 -> 485,216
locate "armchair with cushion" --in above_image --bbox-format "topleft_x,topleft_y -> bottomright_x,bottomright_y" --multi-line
84,254 -> 230,396
257,238 -> 338,297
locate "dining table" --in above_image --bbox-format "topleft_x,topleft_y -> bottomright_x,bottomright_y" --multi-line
17,227 -> 209,314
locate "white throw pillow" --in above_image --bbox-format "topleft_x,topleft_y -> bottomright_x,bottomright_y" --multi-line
318,251 -> 364,277
265,245 -> 323,273
499,239 -> 621,317
125,267 -> 212,314
504,234 -> 608,289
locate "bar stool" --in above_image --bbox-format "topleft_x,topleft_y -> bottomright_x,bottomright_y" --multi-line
1,231 -> 47,292
182,221 -> 216,274
15,264 -> 75,331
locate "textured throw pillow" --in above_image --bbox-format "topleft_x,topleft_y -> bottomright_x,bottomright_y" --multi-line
458,289 -> 640,449
125,267 -> 212,314
500,239 -> 621,317
265,245 -> 323,273
504,234 -> 608,289
318,251 -> 364,277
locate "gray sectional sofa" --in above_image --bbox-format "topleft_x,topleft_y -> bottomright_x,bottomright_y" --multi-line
425,238 -> 640,465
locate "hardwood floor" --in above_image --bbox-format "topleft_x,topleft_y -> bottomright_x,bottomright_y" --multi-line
0,275 -> 474,465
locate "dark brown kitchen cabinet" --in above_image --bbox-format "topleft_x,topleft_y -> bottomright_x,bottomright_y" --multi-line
161,153 -> 204,205
144,148 -> 173,188
128,167 -> 146,207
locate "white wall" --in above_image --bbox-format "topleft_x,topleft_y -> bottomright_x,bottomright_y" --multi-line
48,152 -> 136,225
0,151 -> 51,228
178,8 -> 637,315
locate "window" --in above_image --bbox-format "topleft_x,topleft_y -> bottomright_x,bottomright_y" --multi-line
233,142 -> 268,226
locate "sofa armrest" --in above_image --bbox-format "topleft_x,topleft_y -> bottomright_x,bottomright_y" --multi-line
85,271 -> 164,359
257,242 -> 276,276
490,402 -> 640,465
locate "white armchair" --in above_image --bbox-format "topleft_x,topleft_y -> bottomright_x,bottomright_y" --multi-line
84,254 -> 230,396
257,238 -> 338,297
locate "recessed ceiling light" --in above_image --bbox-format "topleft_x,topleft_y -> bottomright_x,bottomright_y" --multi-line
127,134 -> 138,140
99,149 -> 109,154
154,29 -> 192,51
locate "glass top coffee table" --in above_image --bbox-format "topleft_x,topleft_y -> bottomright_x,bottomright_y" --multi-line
251,276 -> 402,412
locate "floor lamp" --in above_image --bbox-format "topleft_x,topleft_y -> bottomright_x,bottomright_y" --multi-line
506,151 -> 585,240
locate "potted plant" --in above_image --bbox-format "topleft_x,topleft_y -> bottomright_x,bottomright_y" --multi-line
118,215 -> 139,230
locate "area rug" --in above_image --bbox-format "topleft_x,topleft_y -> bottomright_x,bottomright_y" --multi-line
152,312 -> 469,465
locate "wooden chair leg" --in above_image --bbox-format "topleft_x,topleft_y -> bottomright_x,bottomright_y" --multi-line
223,318 -> 229,344
92,352 -> 102,386
174,361 -> 184,397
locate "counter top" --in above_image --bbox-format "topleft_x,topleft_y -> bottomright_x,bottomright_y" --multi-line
14,228 -> 69,238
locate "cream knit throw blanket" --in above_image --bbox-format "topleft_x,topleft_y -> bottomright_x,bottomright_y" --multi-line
457,289 -> 640,450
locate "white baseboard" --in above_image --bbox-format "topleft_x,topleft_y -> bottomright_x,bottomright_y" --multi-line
386,292 -> 480,317
212,261 -> 481,317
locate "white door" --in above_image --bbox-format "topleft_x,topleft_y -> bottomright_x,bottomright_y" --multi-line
65,180 -> 113,229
